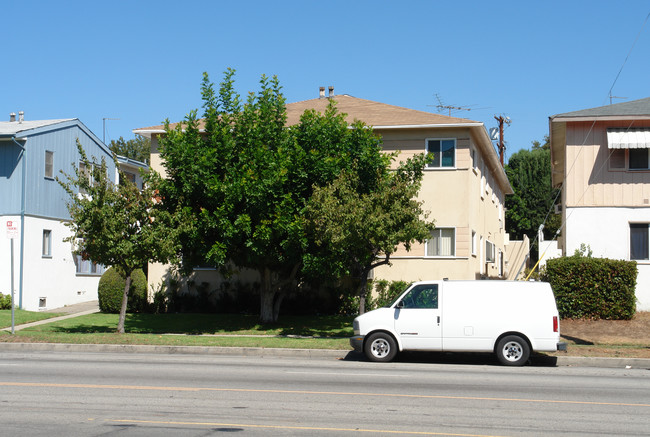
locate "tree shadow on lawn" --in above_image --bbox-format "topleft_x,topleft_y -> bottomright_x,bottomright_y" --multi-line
50,313 -> 354,337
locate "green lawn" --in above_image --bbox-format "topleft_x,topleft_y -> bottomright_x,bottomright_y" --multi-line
0,309 -> 63,328
0,312 -> 355,350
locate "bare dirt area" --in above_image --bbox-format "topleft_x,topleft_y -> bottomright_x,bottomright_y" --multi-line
554,312 -> 650,358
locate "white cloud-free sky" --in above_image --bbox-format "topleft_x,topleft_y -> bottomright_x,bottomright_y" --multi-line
3,1 -> 649,161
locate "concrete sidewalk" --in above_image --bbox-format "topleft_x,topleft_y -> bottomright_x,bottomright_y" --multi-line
1,300 -> 100,333
2,302 -> 649,369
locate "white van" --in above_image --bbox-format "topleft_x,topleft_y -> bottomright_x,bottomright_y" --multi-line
350,280 -> 566,366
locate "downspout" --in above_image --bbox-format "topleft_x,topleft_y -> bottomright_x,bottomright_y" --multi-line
11,136 -> 26,309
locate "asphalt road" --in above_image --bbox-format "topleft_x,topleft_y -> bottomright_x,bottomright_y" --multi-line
0,350 -> 649,436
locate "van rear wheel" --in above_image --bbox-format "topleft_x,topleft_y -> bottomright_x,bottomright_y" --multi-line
496,335 -> 530,366
365,332 -> 397,362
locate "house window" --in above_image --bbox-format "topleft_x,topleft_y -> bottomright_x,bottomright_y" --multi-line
120,171 -> 137,186
486,240 -> 495,263
629,149 -> 649,170
426,139 -> 455,168
42,230 -> 52,257
630,223 -> 649,260
45,151 -> 54,179
426,228 -> 455,257
74,255 -> 105,275
609,149 -> 626,170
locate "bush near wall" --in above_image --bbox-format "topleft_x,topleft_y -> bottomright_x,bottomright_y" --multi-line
0,293 -> 12,310
542,256 -> 637,319
98,268 -> 148,313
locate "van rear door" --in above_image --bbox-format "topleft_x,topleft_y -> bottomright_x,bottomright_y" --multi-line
394,283 -> 442,350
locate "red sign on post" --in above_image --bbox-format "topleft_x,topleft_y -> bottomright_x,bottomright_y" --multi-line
6,220 -> 19,239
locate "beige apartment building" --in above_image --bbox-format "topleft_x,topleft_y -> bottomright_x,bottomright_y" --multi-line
134,89 -> 516,292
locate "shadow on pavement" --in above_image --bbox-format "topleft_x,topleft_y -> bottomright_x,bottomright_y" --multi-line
342,351 -> 558,367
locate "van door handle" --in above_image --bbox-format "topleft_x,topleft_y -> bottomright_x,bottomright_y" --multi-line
437,316 -> 440,325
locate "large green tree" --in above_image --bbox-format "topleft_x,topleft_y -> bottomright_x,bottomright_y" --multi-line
58,143 -> 178,333
109,135 -> 151,163
505,136 -> 560,261
306,153 -> 434,314
157,70 -> 391,322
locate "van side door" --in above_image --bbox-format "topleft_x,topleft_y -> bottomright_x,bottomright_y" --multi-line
394,284 -> 442,350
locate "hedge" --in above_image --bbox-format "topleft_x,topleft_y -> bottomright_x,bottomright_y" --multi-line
98,268 -> 148,313
542,256 -> 637,319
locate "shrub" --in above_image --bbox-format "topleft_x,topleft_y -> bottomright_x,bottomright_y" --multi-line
0,293 -> 12,310
98,268 -> 147,313
542,256 -> 637,319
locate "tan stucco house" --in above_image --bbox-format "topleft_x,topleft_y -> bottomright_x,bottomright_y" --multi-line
134,89 -> 516,293
549,97 -> 650,310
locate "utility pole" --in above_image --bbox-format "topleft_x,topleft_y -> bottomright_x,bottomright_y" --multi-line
494,115 -> 511,167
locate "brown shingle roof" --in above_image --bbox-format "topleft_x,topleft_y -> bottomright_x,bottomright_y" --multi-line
134,95 -> 479,135
286,95 -> 478,127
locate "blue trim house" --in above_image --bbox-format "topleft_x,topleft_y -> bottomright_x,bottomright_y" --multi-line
0,115 -> 117,310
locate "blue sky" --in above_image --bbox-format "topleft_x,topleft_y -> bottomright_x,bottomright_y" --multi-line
3,1 -> 649,161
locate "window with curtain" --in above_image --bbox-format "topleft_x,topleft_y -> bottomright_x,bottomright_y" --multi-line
426,228 -> 455,257
630,223 -> 649,260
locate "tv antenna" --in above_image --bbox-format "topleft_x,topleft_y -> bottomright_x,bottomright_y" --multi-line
102,117 -> 120,143
429,94 -> 489,116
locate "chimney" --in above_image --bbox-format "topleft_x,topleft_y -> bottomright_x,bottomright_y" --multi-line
328,86 -> 334,98
18,111 -> 24,123
10,112 -> 16,122
319,86 -> 325,98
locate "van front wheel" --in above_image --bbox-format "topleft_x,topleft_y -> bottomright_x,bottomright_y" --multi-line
365,332 -> 398,362
496,335 -> 530,366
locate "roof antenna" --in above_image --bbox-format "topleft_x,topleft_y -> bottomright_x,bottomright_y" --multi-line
102,117 -> 120,143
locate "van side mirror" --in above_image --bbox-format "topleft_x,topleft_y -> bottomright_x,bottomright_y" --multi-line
396,300 -> 404,309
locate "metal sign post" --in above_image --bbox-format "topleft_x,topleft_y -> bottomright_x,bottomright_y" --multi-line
6,220 -> 19,334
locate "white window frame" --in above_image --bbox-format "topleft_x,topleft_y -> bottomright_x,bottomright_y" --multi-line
42,229 -> 52,257
45,150 -> 54,179
425,138 -> 456,169
425,227 -> 456,257
485,240 -> 495,263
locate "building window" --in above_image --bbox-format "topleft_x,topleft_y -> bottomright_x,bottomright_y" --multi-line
609,149 -> 626,170
42,230 -> 52,257
45,151 -> 54,179
630,223 -> 649,260
629,149 -> 649,170
426,139 -> 455,168
426,228 -> 455,257
120,171 -> 137,186
486,240 -> 495,263
74,255 -> 105,275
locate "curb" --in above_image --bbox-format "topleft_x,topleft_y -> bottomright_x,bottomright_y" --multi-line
1,342 -> 649,369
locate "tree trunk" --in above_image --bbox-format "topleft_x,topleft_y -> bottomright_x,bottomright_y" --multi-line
259,268 -> 275,324
272,291 -> 285,322
117,272 -> 131,334
357,271 -> 369,315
